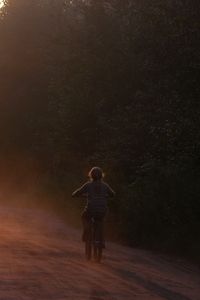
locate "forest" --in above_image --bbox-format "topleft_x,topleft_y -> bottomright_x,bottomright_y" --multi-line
0,0 -> 199,260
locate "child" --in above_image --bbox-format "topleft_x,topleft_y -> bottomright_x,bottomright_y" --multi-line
72,167 -> 115,247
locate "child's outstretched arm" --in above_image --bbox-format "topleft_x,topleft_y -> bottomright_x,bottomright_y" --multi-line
72,182 -> 89,197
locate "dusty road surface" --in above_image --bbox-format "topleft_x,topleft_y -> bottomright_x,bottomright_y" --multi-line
0,205 -> 199,300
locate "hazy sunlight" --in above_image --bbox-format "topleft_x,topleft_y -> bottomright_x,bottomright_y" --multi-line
0,1 -> 4,8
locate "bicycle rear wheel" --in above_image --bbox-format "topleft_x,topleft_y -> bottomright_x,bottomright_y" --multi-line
85,241 -> 92,260
93,245 -> 102,263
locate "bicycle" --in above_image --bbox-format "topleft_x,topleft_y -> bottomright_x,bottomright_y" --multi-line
85,217 -> 104,263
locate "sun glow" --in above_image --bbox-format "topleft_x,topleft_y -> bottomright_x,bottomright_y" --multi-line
0,1 -> 4,8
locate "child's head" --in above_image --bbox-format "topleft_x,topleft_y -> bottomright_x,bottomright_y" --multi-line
88,167 -> 104,181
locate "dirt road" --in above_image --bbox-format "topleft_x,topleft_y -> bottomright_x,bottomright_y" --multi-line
0,205 -> 199,300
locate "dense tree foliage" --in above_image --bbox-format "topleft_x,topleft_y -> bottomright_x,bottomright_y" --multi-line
0,0 -> 199,259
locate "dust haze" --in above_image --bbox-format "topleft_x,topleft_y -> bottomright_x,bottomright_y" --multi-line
0,154 -> 80,225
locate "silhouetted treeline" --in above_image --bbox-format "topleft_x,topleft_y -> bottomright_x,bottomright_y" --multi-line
0,1 -> 199,259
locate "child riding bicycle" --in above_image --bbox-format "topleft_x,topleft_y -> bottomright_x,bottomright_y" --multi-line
72,167 -> 115,251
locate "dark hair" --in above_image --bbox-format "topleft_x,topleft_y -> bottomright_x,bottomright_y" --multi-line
88,167 -> 104,181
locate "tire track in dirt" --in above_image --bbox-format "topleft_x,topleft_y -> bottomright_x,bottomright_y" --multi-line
0,205 -> 199,300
